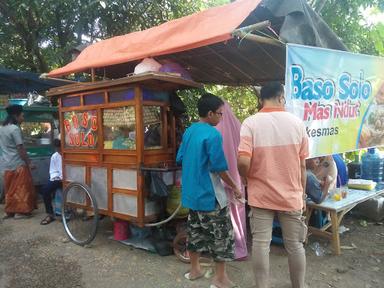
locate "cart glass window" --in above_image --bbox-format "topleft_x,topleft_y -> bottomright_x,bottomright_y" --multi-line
103,107 -> 136,150
84,93 -> 105,105
63,110 -> 98,149
20,122 -> 52,146
62,95 -> 81,107
109,89 -> 134,103
144,106 -> 162,150
142,89 -> 169,102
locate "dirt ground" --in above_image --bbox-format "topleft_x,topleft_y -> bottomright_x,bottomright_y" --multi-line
0,204 -> 383,288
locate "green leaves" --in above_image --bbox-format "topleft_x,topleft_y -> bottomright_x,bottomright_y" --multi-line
370,23 -> 384,55
311,0 -> 384,56
178,85 -> 259,125
0,0 -> 227,73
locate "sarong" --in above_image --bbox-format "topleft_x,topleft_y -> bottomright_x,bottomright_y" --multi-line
4,165 -> 36,214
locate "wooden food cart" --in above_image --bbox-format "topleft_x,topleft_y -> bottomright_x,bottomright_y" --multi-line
45,0 -> 347,249
47,72 -> 201,245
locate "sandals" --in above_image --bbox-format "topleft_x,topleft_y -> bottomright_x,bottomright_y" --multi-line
2,214 -> 14,220
14,213 -> 32,220
184,271 -> 205,281
210,284 -> 239,288
40,215 -> 55,225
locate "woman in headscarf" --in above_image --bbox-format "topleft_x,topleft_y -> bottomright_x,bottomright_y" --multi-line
216,101 -> 248,260
0,104 -> 35,219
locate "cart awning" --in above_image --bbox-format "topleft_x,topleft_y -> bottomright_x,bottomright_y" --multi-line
48,0 -> 261,78
48,0 -> 346,85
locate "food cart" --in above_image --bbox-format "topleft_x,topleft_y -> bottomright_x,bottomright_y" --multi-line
45,0 -> 348,249
47,73 -> 201,245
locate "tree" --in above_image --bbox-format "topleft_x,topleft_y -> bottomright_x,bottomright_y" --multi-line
1,0 -> 383,123
309,0 -> 384,56
0,0 -> 226,73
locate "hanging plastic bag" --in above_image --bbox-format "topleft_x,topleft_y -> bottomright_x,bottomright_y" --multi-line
134,58 -> 162,74
148,171 -> 169,200
159,61 -> 192,80
169,92 -> 187,115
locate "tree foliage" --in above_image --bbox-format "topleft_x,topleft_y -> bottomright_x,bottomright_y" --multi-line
0,0 -> 223,73
309,0 -> 384,56
0,0 -> 383,123
179,85 -> 258,124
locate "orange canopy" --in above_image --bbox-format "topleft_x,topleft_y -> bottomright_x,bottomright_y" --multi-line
48,0 -> 261,77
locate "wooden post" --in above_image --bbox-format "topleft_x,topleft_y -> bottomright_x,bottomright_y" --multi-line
330,211 -> 341,255
233,31 -> 283,47
91,68 -> 95,82
135,86 -> 145,225
232,20 -> 283,47
232,20 -> 271,35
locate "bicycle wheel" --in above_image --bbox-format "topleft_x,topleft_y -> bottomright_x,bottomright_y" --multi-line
173,231 -> 190,263
61,182 -> 99,246
173,230 -> 213,264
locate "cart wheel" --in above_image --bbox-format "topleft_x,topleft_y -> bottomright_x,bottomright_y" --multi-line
173,231 -> 190,263
173,230 -> 214,265
62,182 -> 99,246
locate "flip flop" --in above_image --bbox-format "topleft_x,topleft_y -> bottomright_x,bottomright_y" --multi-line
14,213 -> 32,220
40,215 -> 55,225
2,214 -> 14,220
210,284 -> 240,288
184,271 -> 205,281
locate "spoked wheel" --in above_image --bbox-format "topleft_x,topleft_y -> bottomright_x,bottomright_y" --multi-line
173,231 -> 190,263
173,230 -> 213,264
62,182 -> 99,246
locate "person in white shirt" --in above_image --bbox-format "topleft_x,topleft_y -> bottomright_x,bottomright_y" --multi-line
40,139 -> 62,225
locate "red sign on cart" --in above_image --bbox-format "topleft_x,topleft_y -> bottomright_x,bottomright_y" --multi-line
63,111 -> 98,148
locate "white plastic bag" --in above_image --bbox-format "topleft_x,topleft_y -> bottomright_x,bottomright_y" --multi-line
133,58 -> 162,74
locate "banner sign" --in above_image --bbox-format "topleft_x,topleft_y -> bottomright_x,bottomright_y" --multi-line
63,110 -> 98,148
285,44 -> 384,157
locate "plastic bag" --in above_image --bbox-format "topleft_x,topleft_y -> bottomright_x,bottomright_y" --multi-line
134,58 -> 162,74
169,92 -> 187,115
159,61 -> 192,80
148,172 -> 169,200
27,91 -> 50,106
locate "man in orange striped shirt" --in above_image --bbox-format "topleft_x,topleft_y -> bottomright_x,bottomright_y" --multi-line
238,82 -> 308,288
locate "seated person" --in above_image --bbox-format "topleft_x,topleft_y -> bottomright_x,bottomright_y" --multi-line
314,155 -> 337,189
112,126 -> 136,150
40,139 -> 62,225
306,157 -> 333,204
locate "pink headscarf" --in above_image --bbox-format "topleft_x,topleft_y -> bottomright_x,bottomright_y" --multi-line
216,101 -> 248,260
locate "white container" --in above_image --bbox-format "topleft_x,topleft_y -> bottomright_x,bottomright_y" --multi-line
354,196 -> 384,221
39,138 -> 51,145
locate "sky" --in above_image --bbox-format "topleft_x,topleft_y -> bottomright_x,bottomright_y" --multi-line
361,7 -> 384,26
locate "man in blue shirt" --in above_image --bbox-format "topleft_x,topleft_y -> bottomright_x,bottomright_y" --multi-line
177,93 -> 241,288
